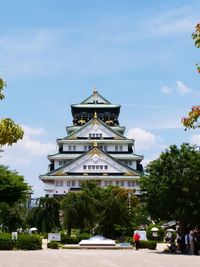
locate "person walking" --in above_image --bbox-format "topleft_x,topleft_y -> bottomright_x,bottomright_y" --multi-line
133,231 -> 140,250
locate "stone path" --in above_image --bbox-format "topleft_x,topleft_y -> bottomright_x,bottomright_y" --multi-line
0,247 -> 199,267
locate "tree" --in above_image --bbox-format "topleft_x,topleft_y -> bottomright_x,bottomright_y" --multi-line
140,143 -> 200,233
192,23 -> 200,73
0,165 -> 29,205
26,197 -> 60,233
0,78 -> 24,146
0,165 -> 29,231
0,202 -> 26,232
98,186 -> 138,238
182,105 -> 200,129
61,190 -> 96,236
182,24 -> 200,129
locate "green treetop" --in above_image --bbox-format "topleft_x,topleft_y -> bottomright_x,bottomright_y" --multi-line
140,143 -> 200,233
0,78 -> 24,146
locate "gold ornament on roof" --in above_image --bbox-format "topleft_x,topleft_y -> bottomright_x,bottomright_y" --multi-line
94,112 -> 97,119
93,141 -> 98,147
93,87 -> 98,93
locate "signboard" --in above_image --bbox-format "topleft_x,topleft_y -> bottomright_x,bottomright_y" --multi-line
48,233 -> 61,242
12,232 -> 18,240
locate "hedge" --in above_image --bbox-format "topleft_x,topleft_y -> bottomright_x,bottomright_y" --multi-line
16,234 -> 42,250
47,241 -> 59,249
60,233 -> 91,244
0,234 -> 14,250
61,234 -> 79,244
0,234 -> 42,250
138,240 -> 157,250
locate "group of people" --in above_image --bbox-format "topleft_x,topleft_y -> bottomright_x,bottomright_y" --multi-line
133,227 -> 200,255
166,227 -> 200,255
178,228 -> 200,255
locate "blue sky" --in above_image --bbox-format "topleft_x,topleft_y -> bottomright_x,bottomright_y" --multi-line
0,0 -> 200,196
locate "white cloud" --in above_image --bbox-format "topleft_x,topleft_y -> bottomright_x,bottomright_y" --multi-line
161,86 -> 173,95
1,125 -> 55,166
190,135 -> 200,146
148,7 -> 198,36
22,125 -> 46,136
176,80 -> 191,95
127,127 -> 157,150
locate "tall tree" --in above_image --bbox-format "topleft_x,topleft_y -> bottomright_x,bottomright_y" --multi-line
0,165 -> 29,205
0,165 -> 29,231
61,190 -> 96,236
98,186 -> 138,238
26,197 -> 60,233
140,143 -> 200,233
0,78 -> 24,146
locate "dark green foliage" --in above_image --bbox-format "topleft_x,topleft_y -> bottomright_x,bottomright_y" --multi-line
98,186 -> 137,239
77,232 -> 91,241
61,189 -> 96,236
0,234 -> 14,250
0,202 -> 26,232
138,240 -> 157,250
47,241 -> 59,249
26,197 -> 60,233
140,144 -> 200,232
60,234 -> 79,244
61,182 -> 139,239
0,165 -> 29,205
16,234 -> 42,250
0,234 -> 42,250
146,224 -> 164,241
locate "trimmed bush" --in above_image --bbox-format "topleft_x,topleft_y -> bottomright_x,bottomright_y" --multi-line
77,232 -> 91,242
47,241 -> 59,249
0,234 -> 14,250
146,224 -> 164,241
61,234 -> 79,244
16,234 -> 42,250
139,240 -> 157,250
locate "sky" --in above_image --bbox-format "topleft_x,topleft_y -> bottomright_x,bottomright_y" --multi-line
0,0 -> 200,197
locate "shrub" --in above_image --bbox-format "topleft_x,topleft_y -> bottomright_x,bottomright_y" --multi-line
146,224 -> 164,241
0,234 -> 14,250
47,241 -> 59,249
61,234 -> 79,244
76,232 -> 91,242
139,240 -> 157,250
16,234 -> 42,250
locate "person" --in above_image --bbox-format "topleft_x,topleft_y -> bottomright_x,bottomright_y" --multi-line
133,231 -> 140,250
185,230 -> 194,255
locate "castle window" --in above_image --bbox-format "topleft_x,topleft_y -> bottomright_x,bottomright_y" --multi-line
71,181 -> 75,187
83,165 -> 86,170
68,145 -> 72,151
59,161 -> 62,166
104,165 -> 108,170
73,146 -> 76,151
119,145 -> 123,151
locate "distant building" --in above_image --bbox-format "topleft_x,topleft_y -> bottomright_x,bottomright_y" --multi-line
40,90 -> 144,196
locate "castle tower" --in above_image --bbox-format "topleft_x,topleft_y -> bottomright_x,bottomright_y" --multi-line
40,90 -> 143,196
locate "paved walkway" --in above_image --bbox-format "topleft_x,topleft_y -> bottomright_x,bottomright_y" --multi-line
0,247 -> 199,267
